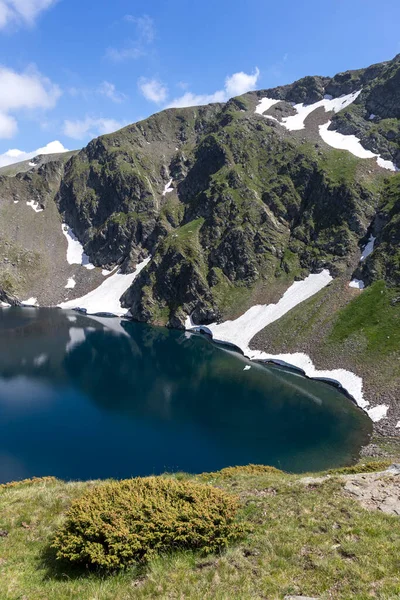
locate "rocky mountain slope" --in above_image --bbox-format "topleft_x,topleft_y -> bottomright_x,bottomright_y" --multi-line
1,55 -> 399,325
1,53 -> 400,428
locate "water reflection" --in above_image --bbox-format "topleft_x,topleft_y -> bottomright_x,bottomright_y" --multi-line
0,308 -> 372,482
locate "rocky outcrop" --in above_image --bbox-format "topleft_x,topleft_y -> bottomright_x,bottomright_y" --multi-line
361,174 -> 400,286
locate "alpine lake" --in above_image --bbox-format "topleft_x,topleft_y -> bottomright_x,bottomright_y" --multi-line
0,307 -> 372,483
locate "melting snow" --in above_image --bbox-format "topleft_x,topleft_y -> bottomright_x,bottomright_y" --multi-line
21,297 -> 38,306
186,268 -> 387,422
61,224 -> 95,269
377,156 -> 398,171
206,270 -> 333,350
256,91 -> 397,172
0,301 -> 11,307
319,123 -> 398,171
280,91 -> 361,131
59,257 -> 151,316
349,279 -> 365,289
360,235 -> 376,261
255,97 -> 281,115
65,277 -> 76,289
162,179 -> 174,196
26,200 -> 43,213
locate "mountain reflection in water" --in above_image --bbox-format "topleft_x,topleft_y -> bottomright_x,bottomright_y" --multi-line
0,308 -> 371,483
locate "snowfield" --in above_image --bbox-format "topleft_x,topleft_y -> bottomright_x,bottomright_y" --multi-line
281,91 -> 361,131
255,97 -> 281,115
186,270 -> 388,422
61,224 -> 95,269
206,270 -> 333,350
255,90 -> 398,172
59,257 -> 151,316
319,123 -> 398,171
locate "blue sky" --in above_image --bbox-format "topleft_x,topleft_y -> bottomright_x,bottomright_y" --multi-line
0,0 -> 399,165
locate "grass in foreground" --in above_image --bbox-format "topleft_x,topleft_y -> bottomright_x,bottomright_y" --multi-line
1,463 -> 400,600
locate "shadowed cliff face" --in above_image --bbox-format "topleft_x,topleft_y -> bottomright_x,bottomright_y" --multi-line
0,55 -> 400,326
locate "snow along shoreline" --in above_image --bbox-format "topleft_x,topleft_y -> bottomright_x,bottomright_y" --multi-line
59,257 -> 151,316
185,270 -> 388,423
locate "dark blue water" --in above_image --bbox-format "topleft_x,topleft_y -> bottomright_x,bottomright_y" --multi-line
0,308 -> 371,482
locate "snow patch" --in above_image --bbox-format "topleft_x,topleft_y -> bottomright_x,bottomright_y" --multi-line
360,235 -> 376,261
349,279 -> 365,289
255,97 -> 281,115
162,178 -> 173,196
61,224 -> 95,269
243,365 -> 251,371
377,156 -> 398,171
65,277 -> 76,289
281,91 -> 361,131
0,301 -> 11,307
186,269 -> 388,422
26,200 -> 43,213
207,270 -> 333,350
59,257 -> 151,316
13,200 -> 18,203
21,297 -> 38,306
367,405 -> 389,422
28,161 -> 36,167
396,421 -> 400,429
319,122 -> 398,171
369,114 -> 376,120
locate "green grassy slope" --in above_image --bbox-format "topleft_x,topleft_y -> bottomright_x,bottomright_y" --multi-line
1,462 -> 399,600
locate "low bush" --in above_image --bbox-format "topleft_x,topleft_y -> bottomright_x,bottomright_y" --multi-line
326,460 -> 392,476
204,464 -> 284,478
52,476 -> 243,570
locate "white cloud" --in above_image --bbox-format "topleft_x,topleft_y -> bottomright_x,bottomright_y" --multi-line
0,0 -> 57,29
166,67 -> 260,109
105,46 -> 144,62
166,90 -> 226,109
225,68 -> 260,97
0,113 -> 17,138
138,78 -> 168,104
68,81 -> 127,104
0,65 -> 61,138
98,81 -> 127,103
63,117 -> 125,140
0,140 -> 68,168
107,14 -> 155,62
124,14 -> 154,43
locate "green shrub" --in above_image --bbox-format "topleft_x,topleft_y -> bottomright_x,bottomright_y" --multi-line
52,477 -> 243,570
205,464 -> 283,478
326,460 -> 392,476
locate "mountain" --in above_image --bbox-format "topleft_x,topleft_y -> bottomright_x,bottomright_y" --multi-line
0,54 -> 400,431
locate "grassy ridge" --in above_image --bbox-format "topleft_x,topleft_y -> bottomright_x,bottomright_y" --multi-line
330,281 -> 400,357
1,462 -> 400,600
